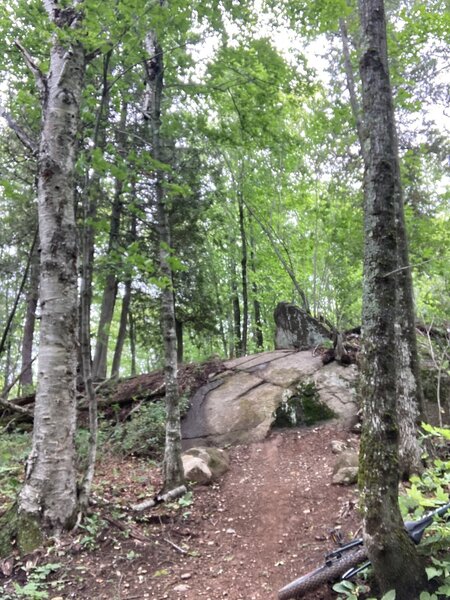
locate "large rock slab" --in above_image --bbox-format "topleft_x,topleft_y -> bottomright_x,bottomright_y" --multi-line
224,350 -> 292,371
274,302 -> 331,350
181,350 -> 358,448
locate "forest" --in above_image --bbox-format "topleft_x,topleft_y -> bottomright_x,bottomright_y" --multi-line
0,0 -> 449,599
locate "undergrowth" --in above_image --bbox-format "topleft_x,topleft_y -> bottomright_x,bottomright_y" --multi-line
0,433 -> 30,512
334,423 -> 450,600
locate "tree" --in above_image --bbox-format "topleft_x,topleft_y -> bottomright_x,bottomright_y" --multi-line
357,0 -> 426,596
143,18 -> 184,490
13,0 -> 86,547
338,8 -> 424,477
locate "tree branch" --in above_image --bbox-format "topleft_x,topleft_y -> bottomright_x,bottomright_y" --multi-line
14,40 -> 47,97
0,357 -> 36,417
0,105 -> 38,155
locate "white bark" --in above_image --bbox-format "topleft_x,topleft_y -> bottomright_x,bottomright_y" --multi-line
18,22 -> 85,532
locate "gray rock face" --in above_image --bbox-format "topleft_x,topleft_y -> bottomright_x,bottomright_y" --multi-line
312,363 -> 358,426
274,302 -> 331,350
181,350 -> 358,448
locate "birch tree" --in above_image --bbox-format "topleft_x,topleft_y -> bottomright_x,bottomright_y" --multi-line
143,15 -> 184,490
357,0 -> 426,595
1,0 -> 86,551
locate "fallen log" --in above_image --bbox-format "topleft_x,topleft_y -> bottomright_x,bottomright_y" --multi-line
131,485 -> 188,512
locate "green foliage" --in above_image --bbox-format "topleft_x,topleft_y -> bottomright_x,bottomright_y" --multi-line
13,563 -> 62,600
333,580 -> 371,599
110,401 -> 167,458
79,515 -> 106,551
0,433 -> 30,510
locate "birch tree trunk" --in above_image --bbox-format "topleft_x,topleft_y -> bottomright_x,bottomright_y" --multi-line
144,22 -> 184,491
16,2 -> 85,544
358,0 -> 426,596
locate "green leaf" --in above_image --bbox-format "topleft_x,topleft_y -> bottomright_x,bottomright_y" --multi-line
332,580 -> 356,593
426,566 -> 442,580
381,591 -> 396,600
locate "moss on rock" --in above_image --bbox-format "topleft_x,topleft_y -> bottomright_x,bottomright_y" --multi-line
0,504 -> 44,558
273,381 -> 336,428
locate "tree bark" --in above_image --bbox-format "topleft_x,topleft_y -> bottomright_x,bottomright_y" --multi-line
18,3 -> 85,538
358,0 -> 426,596
78,50 -> 112,385
92,103 -> 127,381
0,231 -> 38,360
18,235 -> 39,392
237,188 -> 248,355
144,22 -> 184,491
129,308 -> 137,376
231,261 -> 242,358
249,227 -> 263,350
111,279 -> 132,378
175,318 -> 183,363
341,10 -> 423,477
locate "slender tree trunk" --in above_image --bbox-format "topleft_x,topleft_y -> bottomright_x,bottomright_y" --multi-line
358,0 -> 426,596
237,189 -> 248,355
392,136 -> 425,477
249,229 -> 263,349
78,191 -> 97,511
0,232 -> 38,359
175,318 -> 184,363
112,207 -> 136,378
209,256 -> 228,356
231,262 -> 242,357
340,11 -> 423,477
339,18 -> 364,148
111,279 -> 132,378
78,51 -> 111,386
18,4 -> 85,542
129,309 -> 137,377
20,239 -> 39,392
92,102 -> 127,381
144,23 -> 184,490
245,202 -> 309,312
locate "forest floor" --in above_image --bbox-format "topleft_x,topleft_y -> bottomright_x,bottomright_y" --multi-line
1,422 -> 361,600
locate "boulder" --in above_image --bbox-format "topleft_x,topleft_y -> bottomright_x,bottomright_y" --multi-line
182,447 -> 229,484
274,302 -> 331,350
332,450 -> 359,485
181,350 -> 358,448
184,447 -> 229,479
332,466 -> 358,485
182,455 -> 212,485
312,362 -> 358,426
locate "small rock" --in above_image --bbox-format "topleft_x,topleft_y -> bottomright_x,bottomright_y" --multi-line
174,584 -> 190,592
226,528 -> 236,534
332,466 -> 359,485
180,573 -> 192,580
332,450 -> 358,474
331,440 -> 347,454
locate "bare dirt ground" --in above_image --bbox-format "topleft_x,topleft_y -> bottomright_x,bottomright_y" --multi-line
1,423 -> 361,600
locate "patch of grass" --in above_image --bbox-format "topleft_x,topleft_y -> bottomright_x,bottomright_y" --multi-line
0,433 -> 30,510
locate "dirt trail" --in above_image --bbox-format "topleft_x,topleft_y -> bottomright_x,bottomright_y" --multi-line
1,423 -> 361,600
150,424 -> 360,600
